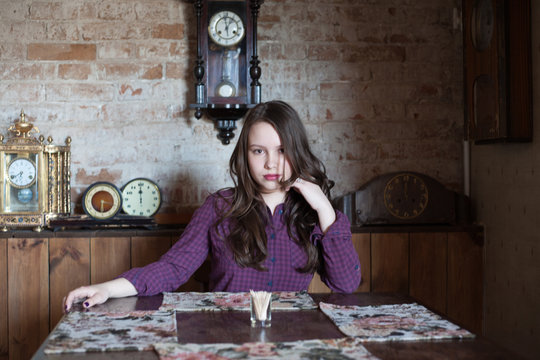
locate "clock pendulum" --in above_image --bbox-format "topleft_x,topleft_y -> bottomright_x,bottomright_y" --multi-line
17,188 -> 33,203
215,48 -> 241,97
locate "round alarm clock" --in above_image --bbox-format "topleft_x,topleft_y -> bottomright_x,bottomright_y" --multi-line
82,182 -> 122,220
121,178 -> 162,217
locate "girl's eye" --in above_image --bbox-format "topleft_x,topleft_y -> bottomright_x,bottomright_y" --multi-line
278,148 -> 285,154
252,149 -> 264,154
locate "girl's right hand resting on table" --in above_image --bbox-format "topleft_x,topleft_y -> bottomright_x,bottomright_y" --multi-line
63,278 -> 137,312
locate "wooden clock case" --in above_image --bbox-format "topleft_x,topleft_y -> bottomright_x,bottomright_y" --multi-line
334,172 -> 470,226
463,0 -> 532,143
190,0 -> 263,144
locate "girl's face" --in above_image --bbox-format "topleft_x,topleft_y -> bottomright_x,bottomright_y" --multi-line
247,121 -> 292,197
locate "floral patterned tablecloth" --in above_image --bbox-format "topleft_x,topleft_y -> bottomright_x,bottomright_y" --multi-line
44,311 -> 177,354
159,291 -> 317,312
319,302 -> 475,341
153,337 -> 380,360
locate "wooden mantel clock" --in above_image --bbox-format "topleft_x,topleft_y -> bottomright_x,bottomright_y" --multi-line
0,110 -> 71,231
190,0 -> 263,144
334,172 -> 460,226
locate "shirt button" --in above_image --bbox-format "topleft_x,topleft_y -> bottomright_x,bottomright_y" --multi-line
278,209 -> 283,215
355,264 -> 360,270
271,257 -> 275,263
270,233 -> 276,240
267,281 -> 273,286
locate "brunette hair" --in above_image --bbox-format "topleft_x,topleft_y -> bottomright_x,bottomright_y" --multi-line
216,100 -> 334,273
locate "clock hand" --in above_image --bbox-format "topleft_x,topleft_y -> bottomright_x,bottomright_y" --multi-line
224,17 -> 232,36
404,182 -> 408,200
99,199 -> 113,212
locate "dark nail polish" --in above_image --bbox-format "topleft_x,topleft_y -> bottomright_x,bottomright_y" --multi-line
84,302 -> 89,308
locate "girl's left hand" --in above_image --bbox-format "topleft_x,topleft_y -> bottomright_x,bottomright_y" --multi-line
290,178 -> 336,232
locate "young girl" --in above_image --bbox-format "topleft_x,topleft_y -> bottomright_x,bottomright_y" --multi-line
64,100 -> 361,311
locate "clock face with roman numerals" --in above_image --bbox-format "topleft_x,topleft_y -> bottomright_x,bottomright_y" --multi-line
383,173 -> 429,219
340,172 -> 455,226
121,178 -> 161,217
208,11 -> 245,47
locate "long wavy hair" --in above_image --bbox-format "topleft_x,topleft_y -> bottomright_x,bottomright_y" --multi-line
215,100 -> 335,273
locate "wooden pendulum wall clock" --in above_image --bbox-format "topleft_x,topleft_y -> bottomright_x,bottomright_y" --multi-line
190,0 -> 263,144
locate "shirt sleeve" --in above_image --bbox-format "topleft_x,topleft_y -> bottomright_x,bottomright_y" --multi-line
311,210 -> 361,293
119,194 -> 217,296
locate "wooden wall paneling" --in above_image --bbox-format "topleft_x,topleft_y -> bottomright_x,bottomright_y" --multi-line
7,238 -> 49,360
90,237 -> 131,285
409,232 -> 448,314
0,238 -> 7,360
352,233 -> 370,292
447,232 -> 483,334
371,233 -> 409,293
49,237 -> 90,329
307,233 -> 370,293
176,267 -> 210,292
307,272 -> 331,293
131,236 -> 172,268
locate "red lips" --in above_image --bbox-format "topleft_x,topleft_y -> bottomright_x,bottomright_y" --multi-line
264,174 -> 280,181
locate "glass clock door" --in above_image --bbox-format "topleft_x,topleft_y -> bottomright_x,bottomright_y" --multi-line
3,152 -> 40,213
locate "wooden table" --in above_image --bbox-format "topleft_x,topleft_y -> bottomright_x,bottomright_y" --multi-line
32,293 -> 519,360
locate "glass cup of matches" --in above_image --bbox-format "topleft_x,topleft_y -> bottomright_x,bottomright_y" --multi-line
250,290 -> 272,327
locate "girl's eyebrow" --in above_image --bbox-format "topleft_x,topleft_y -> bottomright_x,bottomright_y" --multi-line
248,143 -> 282,149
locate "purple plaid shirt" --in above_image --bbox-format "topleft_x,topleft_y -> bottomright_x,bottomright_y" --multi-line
121,191 -> 361,294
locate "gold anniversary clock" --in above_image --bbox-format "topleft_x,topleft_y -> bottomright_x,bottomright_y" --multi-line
0,110 -> 71,231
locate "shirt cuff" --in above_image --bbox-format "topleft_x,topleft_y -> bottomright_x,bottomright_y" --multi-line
310,210 -> 351,244
117,268 -> 147,295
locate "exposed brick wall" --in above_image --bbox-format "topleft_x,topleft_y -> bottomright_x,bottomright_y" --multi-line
0,0 -> 464,216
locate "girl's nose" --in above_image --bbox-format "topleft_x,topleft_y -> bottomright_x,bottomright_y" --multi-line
265,151 -> 278,169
